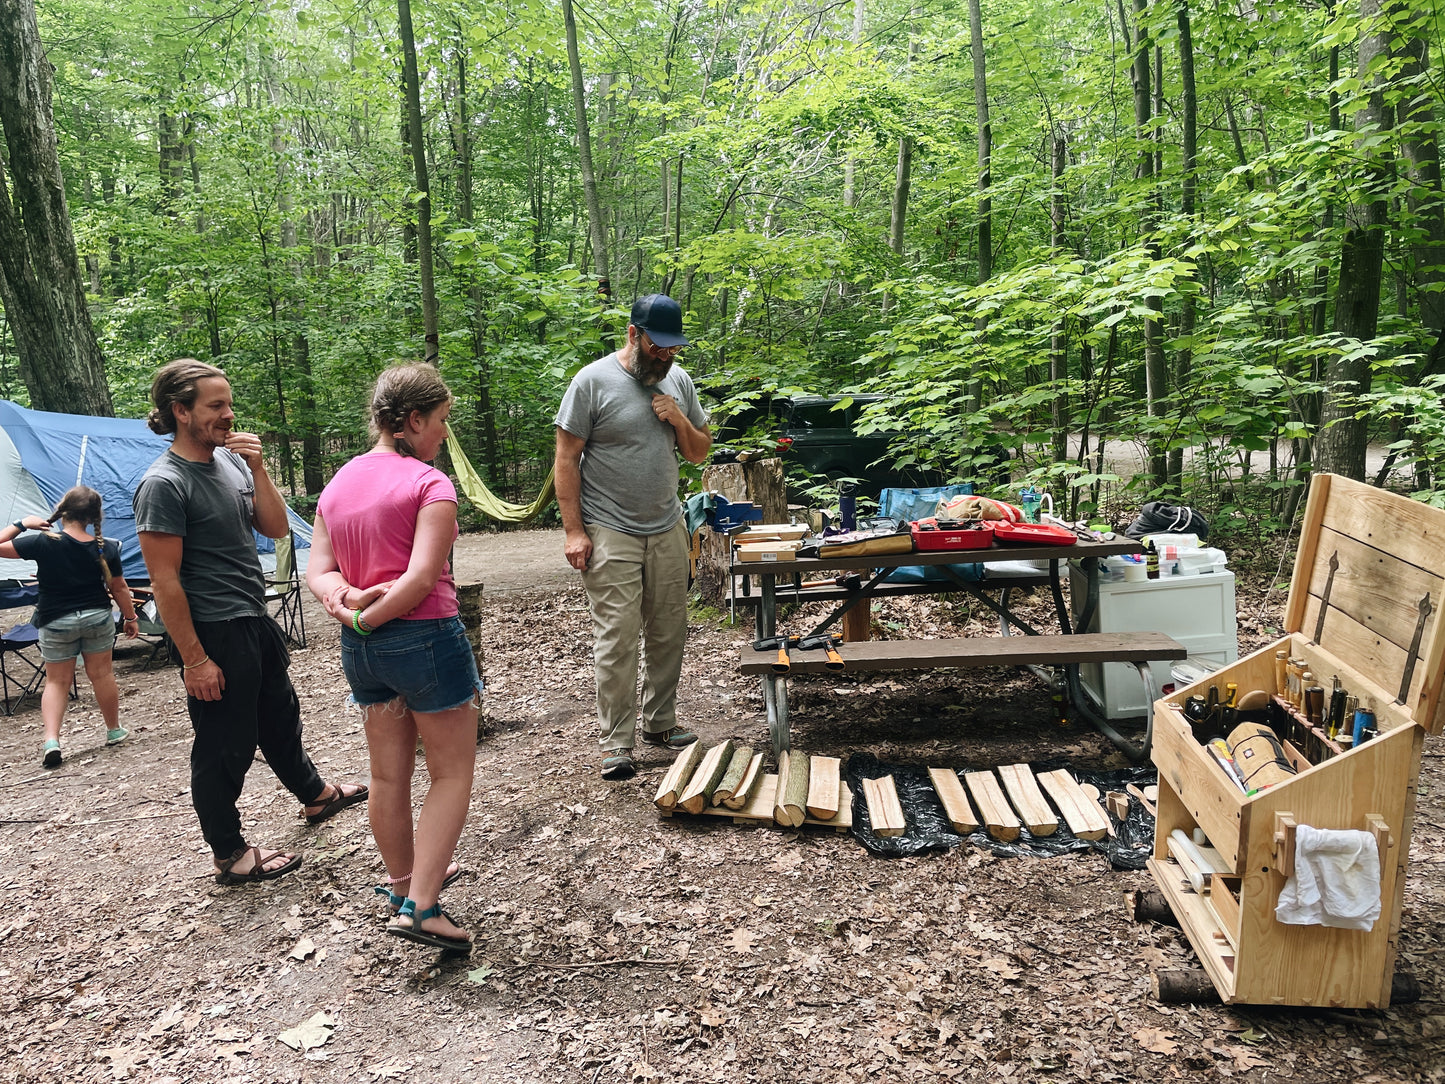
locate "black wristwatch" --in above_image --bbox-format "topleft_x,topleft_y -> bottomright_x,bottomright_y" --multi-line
11,520 -> 25,533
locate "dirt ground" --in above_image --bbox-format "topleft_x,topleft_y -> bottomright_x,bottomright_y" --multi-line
2,526 -> 1444,1083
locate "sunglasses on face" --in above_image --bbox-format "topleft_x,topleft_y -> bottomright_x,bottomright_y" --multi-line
642,334 -> 683,358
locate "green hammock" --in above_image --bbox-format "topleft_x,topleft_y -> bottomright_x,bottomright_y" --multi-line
445,424 -> 555,523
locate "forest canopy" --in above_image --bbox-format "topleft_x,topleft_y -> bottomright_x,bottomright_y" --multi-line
5,0 -> 1445,523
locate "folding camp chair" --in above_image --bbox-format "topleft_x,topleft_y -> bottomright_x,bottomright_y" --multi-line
128,597 -> 174,669
266,532 -> 307,649
0,623 -> 46,715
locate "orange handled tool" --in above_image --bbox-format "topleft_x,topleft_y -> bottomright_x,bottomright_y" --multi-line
797,631 -> 845,671
752,635 -> 795,674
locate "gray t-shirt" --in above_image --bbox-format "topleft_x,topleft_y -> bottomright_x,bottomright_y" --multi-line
133,448 -> 268,621
554,353 -> 708,535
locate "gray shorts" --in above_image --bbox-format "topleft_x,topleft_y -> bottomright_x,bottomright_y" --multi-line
38,607 -> 116,662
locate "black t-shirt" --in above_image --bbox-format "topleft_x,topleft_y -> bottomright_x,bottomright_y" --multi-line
12,530 -> 122,627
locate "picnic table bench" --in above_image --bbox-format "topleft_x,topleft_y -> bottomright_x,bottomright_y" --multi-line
731,537 -> 1185,762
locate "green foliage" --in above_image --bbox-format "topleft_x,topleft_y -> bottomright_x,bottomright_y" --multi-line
15,0 -> 1445,512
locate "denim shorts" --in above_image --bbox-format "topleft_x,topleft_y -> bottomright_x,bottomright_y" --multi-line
340,616 -> 483,714
39,607 -> 116,662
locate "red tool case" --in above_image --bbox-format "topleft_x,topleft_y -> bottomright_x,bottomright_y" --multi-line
909,519 -> 995,551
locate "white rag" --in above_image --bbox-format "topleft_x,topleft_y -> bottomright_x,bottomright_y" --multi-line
1275,826 -> 1382,930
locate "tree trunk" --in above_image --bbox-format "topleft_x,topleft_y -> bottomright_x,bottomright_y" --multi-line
1319,0 -> 1393,480
843,0 -> 865,209
0,0 -> 113,416
1133,0 -> 1166,487
1049,127 -> 1068,463
398,0 -> 439,362
694,459 -> 787,607
968,0 -> 991,286
1173,0 -> 1198,487
563,0 -> 612,303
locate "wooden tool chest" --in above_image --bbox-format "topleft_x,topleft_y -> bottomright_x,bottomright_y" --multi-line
1150,474 -> 1445,1007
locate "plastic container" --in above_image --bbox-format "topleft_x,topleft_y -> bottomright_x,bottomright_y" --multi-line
1144,532 -> 1201,550
1177,547 -> 1228,574
910,520 -> 994,550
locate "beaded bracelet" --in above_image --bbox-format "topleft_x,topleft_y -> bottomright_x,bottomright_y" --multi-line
352,609 -> 374,636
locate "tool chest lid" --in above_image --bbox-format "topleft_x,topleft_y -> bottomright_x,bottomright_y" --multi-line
1285,474 -> 1445,735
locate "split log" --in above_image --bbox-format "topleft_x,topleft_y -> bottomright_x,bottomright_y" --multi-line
772,751 -> 810,827
678,740 -> 735,814
1126,782 -> 1157,818
456,581 -> 487,739
996,763 -> 1058,837
963,770 -> 1020,842
861,775 -> 906,836
927,767 -> 980,833
722,752 -> 764,810
712,744 -> 755,807
1106,791 -> 1130,822
806,756 -> 842,820
1036,769 -> 1109,841
695,458 -> 788,606
1124,889 -> 1177,925
653,742 -> 706,811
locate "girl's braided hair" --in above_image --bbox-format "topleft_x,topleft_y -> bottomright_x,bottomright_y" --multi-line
46,485 -> 113,588
369,362 -> 451,458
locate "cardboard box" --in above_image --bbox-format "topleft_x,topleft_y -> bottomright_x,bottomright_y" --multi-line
735,540 -> 803,563
736,523 -> 809,542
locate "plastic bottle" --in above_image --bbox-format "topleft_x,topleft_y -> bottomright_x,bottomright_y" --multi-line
1145,541 -> 1159,579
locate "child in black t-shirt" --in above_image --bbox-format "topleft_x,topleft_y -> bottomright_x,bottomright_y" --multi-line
0,486 -> 140,767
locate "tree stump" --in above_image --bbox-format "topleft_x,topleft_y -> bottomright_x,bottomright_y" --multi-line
695,458 -> 787,606
456,581 -> 487,740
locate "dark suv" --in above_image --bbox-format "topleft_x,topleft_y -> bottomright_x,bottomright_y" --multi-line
715,394 -> 971,497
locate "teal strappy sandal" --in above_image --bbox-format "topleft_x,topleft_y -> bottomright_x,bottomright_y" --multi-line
387,899 -> 472,954
374,862 -> 463,913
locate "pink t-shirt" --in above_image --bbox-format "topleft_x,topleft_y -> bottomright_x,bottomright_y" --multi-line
316,452 -> 459,620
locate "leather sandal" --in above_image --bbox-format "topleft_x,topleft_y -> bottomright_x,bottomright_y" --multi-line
303,781 -> 369,825
387,899 -> 472,954
215,845 -> 302,885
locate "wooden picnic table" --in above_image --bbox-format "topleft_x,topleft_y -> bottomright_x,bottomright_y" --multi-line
731,536 -> 1185,761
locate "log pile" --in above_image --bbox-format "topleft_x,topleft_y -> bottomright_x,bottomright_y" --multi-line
655,743 -> 852,829
657,748 -> 1136,847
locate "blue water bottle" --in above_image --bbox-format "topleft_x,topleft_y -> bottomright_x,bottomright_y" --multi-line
838,481 -> 858,532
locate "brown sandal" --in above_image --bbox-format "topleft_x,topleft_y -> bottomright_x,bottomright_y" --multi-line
303,781 -> 369,825
215,846 -> 302,885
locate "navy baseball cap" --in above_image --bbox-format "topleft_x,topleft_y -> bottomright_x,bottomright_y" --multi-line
630,294 -> 689,349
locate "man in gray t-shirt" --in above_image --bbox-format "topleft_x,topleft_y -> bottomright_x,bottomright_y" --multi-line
555,295 -> 711,779
134,359 -> 367,886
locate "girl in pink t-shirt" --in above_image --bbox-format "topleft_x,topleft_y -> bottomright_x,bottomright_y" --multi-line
307,363 -> 480,955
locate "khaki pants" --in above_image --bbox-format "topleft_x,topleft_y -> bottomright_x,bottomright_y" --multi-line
580,520 -> 689,752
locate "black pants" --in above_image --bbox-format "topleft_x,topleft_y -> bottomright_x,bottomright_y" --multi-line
188,615 -> 325,861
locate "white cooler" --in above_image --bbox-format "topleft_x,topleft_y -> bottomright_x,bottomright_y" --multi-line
1068,565 -> 1238,719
